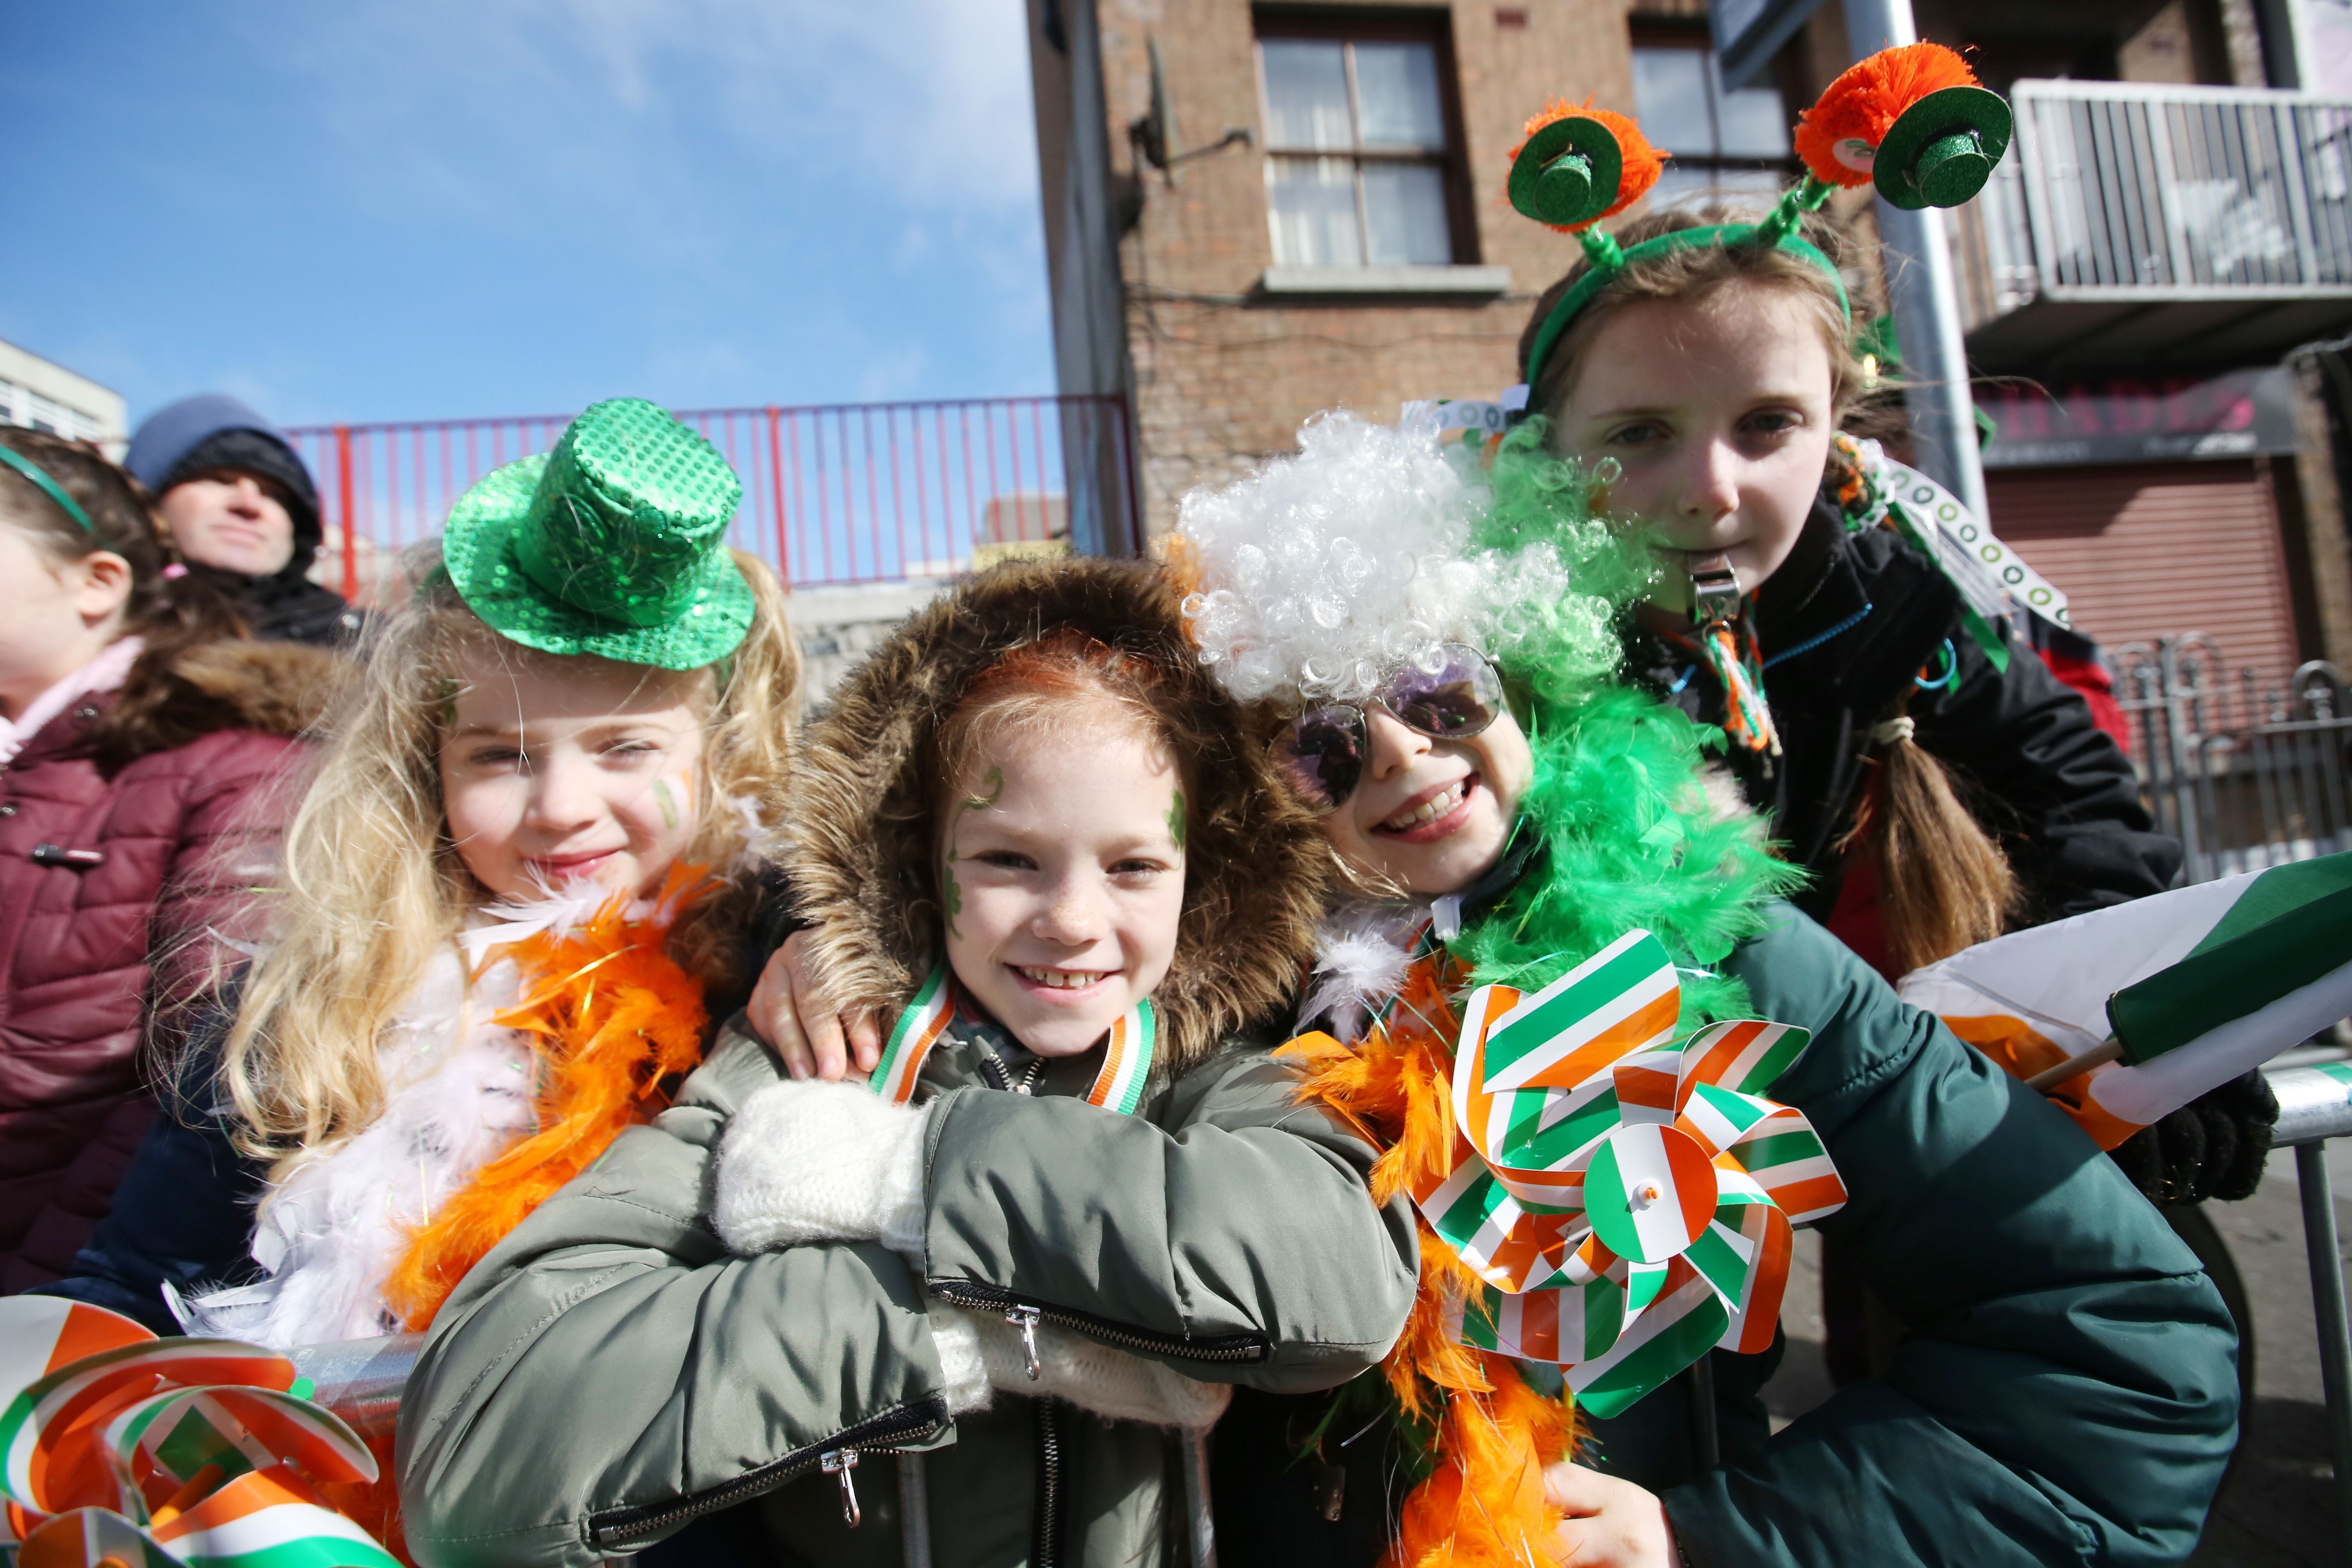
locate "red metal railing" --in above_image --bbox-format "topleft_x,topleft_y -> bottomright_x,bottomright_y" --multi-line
285,394 -> 1140,601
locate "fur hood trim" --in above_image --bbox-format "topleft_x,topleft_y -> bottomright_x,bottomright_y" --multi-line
88,637 -> 344,766
783,557 -> 1327,1077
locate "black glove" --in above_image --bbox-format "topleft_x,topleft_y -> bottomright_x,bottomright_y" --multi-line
2108,1068 -> 2279,1204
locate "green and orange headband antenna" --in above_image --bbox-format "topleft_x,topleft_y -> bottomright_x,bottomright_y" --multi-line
1513,43 -> 2012,391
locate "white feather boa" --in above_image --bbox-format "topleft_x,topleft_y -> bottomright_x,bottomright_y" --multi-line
180,886 -> 702,1349
1297,902 -> 1428,1040
179,948 -> 537,1349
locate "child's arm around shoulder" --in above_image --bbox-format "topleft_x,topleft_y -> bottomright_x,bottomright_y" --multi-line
396,1023 -> 975,1568
1669,904 -> 2236,1567
914,1034 -> 1420,1394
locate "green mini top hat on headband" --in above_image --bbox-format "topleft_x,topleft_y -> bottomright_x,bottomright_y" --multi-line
442,397 -> 753,670
1513,43 -> 2011,391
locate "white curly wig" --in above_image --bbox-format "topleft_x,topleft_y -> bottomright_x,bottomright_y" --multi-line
1174,412 -> 1585,704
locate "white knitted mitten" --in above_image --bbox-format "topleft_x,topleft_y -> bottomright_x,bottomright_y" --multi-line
953,1307 -> 1231,1431
714,1080 -> 930,1254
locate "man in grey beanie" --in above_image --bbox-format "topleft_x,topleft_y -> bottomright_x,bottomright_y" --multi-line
125,394 -> 368,646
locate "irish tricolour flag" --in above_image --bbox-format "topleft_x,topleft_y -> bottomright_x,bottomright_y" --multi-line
147,1465 -> 399,1567
1899,853 -> 2352,1146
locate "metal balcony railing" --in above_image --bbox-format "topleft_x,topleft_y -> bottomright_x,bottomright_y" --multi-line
284,394 -> 1141,602
1953,79 -> 2352,346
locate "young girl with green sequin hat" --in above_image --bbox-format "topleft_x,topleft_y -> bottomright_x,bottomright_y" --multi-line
47,394 -> 799,1349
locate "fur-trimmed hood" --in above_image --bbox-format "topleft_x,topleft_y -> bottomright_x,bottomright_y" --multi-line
783,556 -> 1328,1076
85,637 -> 345,769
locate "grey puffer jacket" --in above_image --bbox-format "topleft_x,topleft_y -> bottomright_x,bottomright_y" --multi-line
394,1015 -> 1416,1568
396,557 -> 1415,1567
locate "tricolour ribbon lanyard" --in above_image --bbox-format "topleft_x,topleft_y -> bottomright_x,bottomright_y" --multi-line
1699,616 -> 1778,756
1412,929 -> 1844,1418
869,961 -> 1155,1115
1683,553 -> 1780,758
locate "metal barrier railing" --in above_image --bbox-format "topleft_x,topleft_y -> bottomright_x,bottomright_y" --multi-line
2265,1065 -> 2352,1552
2114,637 -> 2352,884
1952,78 -> 2352,331
283,394 -> 1142,601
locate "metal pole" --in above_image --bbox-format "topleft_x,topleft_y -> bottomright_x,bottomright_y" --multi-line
2297,1141 -> 2352,1560
896,1452 -> 934,1568
1182,1429 -> 1218,1568
1836,0 -> 1989,522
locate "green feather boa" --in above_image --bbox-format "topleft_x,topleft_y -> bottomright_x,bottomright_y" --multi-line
1453,421 -> 1801,1026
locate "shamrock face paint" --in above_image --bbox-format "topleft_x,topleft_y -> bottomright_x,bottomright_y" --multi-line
942,766 -> 1005,941
939,730 -> 1185,1058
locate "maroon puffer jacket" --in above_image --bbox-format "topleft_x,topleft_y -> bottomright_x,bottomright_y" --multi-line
0,639 -> 339,1291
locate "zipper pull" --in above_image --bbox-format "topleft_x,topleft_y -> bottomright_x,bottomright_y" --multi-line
1005,1303 -> 1043,1381
29,843 -> 105,868
820,1448 -> 862,1528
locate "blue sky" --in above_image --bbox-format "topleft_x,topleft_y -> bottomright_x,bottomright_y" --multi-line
2,0 -> 1052,428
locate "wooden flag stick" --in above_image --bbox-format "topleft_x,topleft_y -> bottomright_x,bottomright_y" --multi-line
2024,1038 -> 2124,1093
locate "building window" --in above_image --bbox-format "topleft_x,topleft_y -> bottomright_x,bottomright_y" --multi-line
1257,16 -> 1469,267
1630,33 -> 1793,208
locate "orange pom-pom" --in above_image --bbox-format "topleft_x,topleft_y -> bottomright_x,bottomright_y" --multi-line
1509,100 -> 1666,232
1795,42 -> 1979,187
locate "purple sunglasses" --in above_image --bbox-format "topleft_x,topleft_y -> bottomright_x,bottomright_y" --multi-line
1278,644 -> 1507,811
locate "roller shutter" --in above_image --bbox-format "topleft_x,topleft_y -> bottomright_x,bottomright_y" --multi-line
1986,460 -> 2299,692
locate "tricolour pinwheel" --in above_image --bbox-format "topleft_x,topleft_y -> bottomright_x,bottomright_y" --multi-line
0,1298 -> 395,1568
1414,931 -> 1846,1417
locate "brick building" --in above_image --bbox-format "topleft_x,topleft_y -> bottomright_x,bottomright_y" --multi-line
1026,0 -> 2352,696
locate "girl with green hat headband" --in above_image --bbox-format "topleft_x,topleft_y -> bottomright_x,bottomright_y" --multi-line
1498,49 -> 2264,1223
45,403 -> 801,1414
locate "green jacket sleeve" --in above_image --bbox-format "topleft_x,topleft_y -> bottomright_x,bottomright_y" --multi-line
918,1042 -> 1419,1393
394,1043 -> 964,1568
1664,905 -> 2236,1567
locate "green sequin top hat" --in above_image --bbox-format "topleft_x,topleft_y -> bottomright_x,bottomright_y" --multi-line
1509,44 -> 2009,391
442,398 -> 753,670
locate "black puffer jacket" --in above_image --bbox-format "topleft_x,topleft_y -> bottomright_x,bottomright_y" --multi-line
1624,501 -> 2182,934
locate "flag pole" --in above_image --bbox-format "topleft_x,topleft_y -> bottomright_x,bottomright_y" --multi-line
2022,1038 -> 2123,1093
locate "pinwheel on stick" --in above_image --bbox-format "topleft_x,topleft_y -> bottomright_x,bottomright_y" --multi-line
1414,931 -> 1846,1418
0,1299 -> 396,1568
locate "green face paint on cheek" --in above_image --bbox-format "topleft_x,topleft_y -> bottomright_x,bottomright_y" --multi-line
653,778 -> 680,832
940,766 -> 1000,942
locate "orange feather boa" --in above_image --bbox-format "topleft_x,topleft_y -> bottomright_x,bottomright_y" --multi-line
382,869 -> 711,1331
1281,950 -> 1584,1568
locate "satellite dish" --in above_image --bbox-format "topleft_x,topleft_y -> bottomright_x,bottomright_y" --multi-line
1129,35 -> 1250,189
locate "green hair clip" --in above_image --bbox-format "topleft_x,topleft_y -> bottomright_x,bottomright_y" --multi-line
0,445 -> 98,534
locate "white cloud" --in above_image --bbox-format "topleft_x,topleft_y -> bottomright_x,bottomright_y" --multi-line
240,0 -> 1041,220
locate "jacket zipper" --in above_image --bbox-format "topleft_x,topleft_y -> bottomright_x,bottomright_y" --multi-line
585,1397 -> 947,1548
1032,1396 -> 1066,1568
929,1280 -> 1269,1366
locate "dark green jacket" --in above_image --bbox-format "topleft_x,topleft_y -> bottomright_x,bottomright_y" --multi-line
394,1018 -> 1418,1568
1217,906 -> 2238,1567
